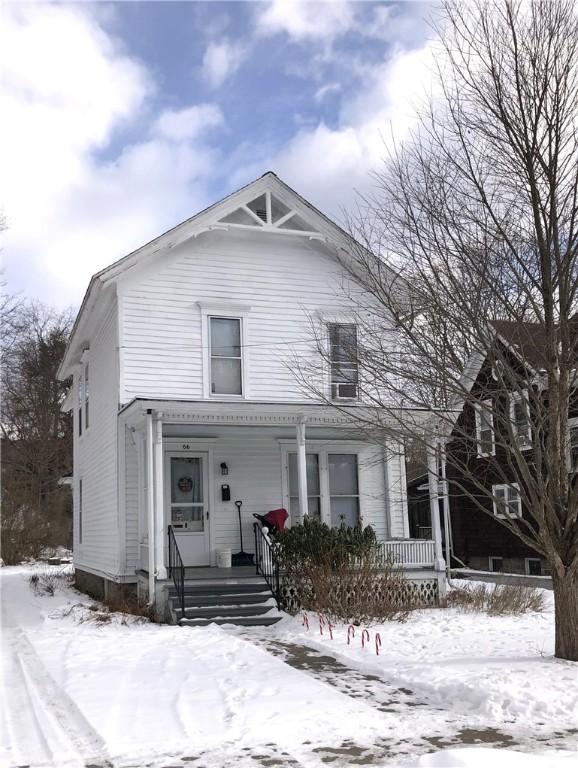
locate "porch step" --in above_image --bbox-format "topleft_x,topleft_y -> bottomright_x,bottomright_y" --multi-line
179,615 -> 282,628
167,573 -> 282,628
175,593 -> 272,608
175,603 -> 275,619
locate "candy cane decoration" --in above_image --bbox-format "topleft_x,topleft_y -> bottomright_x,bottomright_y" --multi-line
302,613 -> 309,631
361,629 -> 370,649
327,621 -> 334,640
375,633 -> 382,656
347,625 -> 356,645
318,613 -> 326,635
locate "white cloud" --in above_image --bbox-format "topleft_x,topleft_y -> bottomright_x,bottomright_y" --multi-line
231,42 -> 438,218
257,0 -> 355,42
202,40 -> 246,88
0,4 -> 223,308
154,104 -> 224,142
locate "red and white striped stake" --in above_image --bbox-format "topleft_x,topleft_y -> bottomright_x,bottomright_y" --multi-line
375,633 -> 382,656
361,629 -> 370,649
327,621 -> 334,640
318,614 -> 326,635
347,625 -> 355,645
302,613 -> 309,631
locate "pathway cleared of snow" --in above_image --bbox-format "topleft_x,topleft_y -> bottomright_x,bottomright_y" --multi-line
1,565 -> 576,768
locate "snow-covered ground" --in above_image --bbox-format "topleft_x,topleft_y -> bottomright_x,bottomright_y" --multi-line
1,565 -> 576,768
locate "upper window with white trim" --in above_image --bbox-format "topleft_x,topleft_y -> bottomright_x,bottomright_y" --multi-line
492,483 -> 522,519
84,363 -> 89,430
328,323 -> 358,400
209,317 -> 243,396
510,391 -> 531,448
475,400 -> 495,456
77,374 -> 83,437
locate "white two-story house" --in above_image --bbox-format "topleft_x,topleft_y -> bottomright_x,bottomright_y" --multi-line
58,173 -> 445,623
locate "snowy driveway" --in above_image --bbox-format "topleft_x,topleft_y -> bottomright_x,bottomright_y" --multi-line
1,565 -> 576,768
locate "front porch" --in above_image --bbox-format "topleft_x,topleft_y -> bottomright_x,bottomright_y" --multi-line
120,399 -> 446,618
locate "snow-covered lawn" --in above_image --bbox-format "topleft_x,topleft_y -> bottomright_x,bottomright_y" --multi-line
1,565 -> 576,768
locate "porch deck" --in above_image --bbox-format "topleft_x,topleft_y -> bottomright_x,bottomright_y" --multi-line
182,566 -> 259,582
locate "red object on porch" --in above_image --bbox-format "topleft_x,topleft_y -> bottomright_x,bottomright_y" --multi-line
253,508 -> 289,533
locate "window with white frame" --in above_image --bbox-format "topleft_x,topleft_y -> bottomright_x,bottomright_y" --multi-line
492,483 -> 522,519
77,374 -> 83,437
84,363 -> 89,430
79,477 -> 83,544
525,558 -> 542,576
209,317 -> 243,395
475,400 -> 495,456
328,323 -> 358,400
288,453 -> 321,521
489,556 -> 503,572
287,450 -> 360,527
568,419 -> 578,473
510,390 -> 531,448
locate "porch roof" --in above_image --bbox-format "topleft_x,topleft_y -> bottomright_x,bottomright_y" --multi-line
118,397 -> 432,430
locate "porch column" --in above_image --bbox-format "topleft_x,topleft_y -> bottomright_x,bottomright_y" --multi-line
296,417 -> 308,519
153,414 -> 167,581
427,439 -> 446,598
145,410 -> 156,603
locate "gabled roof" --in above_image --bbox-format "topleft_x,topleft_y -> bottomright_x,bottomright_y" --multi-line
59,172 -> 390,380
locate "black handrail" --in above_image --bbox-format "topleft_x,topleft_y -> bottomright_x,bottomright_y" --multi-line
168,525 -> 185,617
253,522 -> 281,607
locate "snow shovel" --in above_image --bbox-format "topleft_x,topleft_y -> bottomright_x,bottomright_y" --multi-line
232,500 -> 254,567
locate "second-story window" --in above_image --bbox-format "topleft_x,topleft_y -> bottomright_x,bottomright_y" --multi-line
475,400 -> 495,456
84,363 -> 89,430
510,391 -> 531,449
492,483 -> 522,519
569,419 -> 578,473
328,323 -> 358,400
209,317 -> 243,395
77,374 -> 83,437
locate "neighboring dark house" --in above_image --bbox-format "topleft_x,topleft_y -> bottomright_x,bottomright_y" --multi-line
445,320 -> 577,576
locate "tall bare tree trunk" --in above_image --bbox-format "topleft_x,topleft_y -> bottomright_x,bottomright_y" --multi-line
552,570 -> 578,661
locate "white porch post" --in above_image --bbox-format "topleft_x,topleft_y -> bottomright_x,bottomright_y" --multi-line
427,439 -> 447,597
153,414 -> 167,581
145,410 -> 156,603
296,417 -> 308,519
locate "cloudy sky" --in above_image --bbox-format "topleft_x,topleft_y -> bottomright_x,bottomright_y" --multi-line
1,0 -> 437,309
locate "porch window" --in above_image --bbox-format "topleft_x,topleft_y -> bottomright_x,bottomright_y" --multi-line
475,400 -> 495,456
510,391 -> 531,449
489,556 -> 503,572
288,453 -> 321,520
209,317 -> 242,395
329,454 -> 359,527
492,483 -> 522,519
525,557 -> 542,576
328,323 -> 358,400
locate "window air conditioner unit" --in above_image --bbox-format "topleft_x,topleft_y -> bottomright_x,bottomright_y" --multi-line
332,382 -> 357,400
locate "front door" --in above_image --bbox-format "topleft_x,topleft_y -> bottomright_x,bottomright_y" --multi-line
166,452 -> 210,566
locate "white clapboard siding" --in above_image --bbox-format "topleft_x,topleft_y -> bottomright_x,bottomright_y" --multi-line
73,307 -> 119,575
118,231 -> 386,404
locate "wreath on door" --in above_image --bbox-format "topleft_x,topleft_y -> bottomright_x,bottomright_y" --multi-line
177,476 -> 193,493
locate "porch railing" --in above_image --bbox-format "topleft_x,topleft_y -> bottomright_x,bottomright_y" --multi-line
168,525 -> 185,616
253,522 -> 281,606
378,539 -> 436,568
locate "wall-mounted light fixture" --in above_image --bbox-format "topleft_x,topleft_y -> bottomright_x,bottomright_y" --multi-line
220,462 -> 229,476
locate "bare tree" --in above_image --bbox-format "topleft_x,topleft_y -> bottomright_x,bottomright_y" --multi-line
1,301 -> 74,563
298,0 -> 578,660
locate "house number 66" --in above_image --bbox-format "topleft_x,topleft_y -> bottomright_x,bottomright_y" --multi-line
182,444 -> 191,450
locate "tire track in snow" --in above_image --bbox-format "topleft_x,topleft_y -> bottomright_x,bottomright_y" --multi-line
1,625 -> 112,768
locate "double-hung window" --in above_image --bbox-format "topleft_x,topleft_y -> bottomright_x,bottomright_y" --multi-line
84,363 -> 89,430
209,317 -> 243,396
510,391 -> 531,448
286,450 -> 360,527
492,483 -> 522,519
328,323 -> 358,400
78,478 -> 83,544
475,400 -> 495,456
77,374 -> 83,437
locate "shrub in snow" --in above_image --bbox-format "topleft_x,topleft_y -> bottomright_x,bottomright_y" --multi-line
448,583 -> 545,615
28,566 -> 73,596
